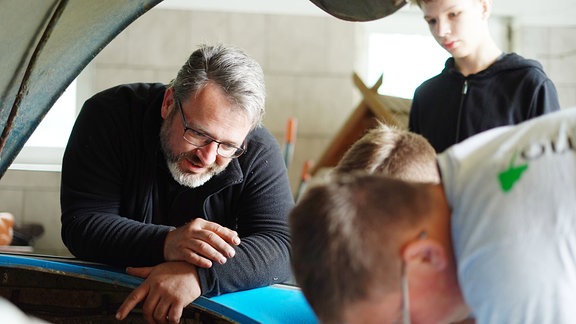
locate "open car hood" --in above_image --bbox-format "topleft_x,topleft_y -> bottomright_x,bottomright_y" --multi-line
309,0 -> 406,21
0,0 -> 162,177
0,0 -> 401,178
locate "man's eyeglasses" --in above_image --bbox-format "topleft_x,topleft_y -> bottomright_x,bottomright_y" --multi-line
176,99 -> 246,158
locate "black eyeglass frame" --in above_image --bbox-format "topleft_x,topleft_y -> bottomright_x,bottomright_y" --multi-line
175,99 -> 246,158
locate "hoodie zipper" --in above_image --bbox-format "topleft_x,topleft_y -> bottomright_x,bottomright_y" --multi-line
454,79 -> 469,143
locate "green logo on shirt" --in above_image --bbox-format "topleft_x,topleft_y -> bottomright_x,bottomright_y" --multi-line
498,152 -> 528,192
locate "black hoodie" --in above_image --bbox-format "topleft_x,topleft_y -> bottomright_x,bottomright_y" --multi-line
61,83 -> 294,297
409,53 -> 560,153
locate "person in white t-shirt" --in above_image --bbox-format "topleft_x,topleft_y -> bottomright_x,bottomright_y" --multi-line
289,108 -> 576,324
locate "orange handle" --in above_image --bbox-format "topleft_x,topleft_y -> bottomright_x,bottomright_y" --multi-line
300,160 -> 313,181
285,117 -> 297,144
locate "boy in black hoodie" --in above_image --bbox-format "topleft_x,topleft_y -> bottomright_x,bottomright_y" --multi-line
408,0 -> 560,152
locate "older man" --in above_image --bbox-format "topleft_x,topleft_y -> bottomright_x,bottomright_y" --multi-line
61,44 -> 293,323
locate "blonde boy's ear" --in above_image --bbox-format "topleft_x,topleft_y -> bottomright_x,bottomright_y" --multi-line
402,238 -> 447,271
480,0 -> 493,19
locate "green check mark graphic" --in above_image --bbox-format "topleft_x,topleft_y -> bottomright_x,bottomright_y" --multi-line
498,152 -> 528,192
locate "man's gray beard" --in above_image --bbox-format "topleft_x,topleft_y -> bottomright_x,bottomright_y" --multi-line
165,159 -> 224,188
160,118 -> 226,188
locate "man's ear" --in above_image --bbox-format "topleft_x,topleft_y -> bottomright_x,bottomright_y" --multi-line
402,239 -> 447,271
480,0 -> 492,20
161,87 -> 175,119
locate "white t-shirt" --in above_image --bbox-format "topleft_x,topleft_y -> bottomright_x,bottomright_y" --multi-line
437,108 -> 576,324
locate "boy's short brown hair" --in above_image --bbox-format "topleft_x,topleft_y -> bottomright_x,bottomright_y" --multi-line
334,122 -> 439,183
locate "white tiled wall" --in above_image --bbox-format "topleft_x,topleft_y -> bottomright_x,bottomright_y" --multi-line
516,26 -> 576,108
3,8 -> 576,256
89,9 -> 360,190
0,170 -> 69,256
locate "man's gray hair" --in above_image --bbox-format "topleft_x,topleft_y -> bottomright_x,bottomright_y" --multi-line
171,44 -> 265,129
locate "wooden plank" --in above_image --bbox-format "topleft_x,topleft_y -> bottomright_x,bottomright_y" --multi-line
352,72 -> 401,127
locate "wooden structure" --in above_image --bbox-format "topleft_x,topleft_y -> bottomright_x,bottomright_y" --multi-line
310,72 -> 412,175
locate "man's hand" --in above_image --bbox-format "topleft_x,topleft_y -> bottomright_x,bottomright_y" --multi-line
164,218 -> 241,268
116,262 -> 201,324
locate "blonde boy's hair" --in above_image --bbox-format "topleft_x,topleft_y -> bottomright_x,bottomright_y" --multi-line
334,122 -> 439,183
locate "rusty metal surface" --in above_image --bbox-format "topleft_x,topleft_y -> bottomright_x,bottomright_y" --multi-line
1,267 -> 236,323
0,253 -> 319,323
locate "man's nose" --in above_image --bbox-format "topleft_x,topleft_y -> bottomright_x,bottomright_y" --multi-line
195,141 -> 219,165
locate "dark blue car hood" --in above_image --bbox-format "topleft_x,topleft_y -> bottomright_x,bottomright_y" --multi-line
0,0 -> 162,177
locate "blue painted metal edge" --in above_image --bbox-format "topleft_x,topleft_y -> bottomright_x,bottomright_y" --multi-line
0,253 -> 317,323
210,284 -> 318,324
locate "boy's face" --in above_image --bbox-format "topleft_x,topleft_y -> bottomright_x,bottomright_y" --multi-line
341,265 -> 468,324
342,292 -> 404,324
408,274 -> 470,323
421,0 -> 489,58
341,285 -> 467,324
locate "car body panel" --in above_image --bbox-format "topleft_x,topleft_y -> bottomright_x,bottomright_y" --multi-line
0,253 -> 317,323
0,0 -> 162,176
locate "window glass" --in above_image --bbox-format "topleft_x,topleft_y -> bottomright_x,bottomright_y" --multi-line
25,80 -> 77,147
368,33 -> 449,99
10,81 -> 76,170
